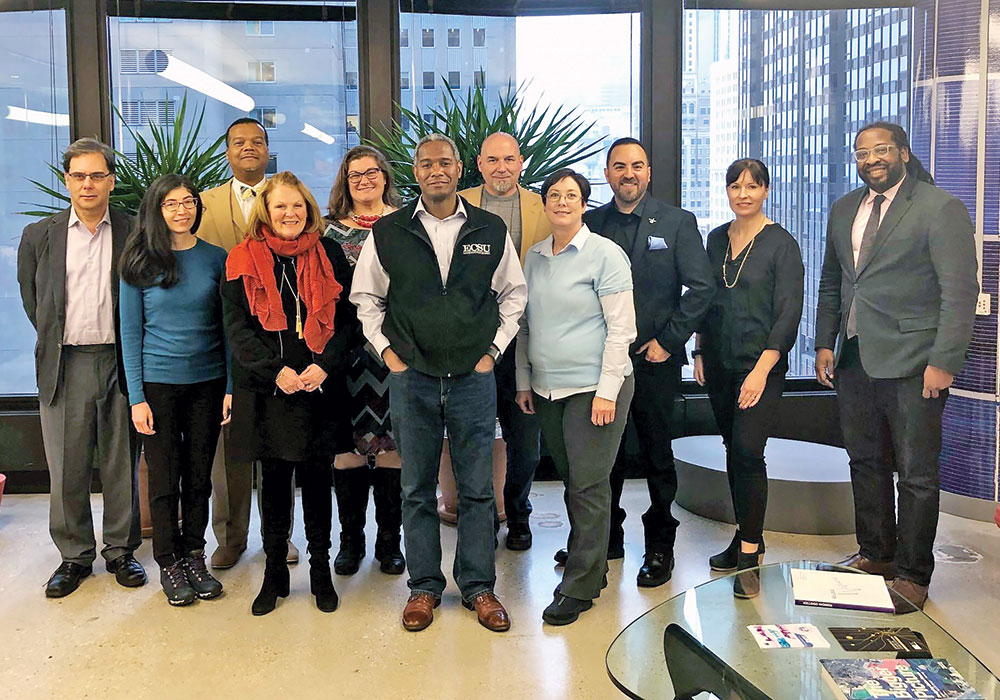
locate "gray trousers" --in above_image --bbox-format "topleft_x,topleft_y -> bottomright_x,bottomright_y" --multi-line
38,345 -> 140,566
535,374 -> 635,600
210,429 -> 295,547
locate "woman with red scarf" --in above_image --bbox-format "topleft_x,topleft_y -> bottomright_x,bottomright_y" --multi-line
222,171 -> 356,616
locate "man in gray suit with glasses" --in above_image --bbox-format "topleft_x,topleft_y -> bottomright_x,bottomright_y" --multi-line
815,122 -> 978,611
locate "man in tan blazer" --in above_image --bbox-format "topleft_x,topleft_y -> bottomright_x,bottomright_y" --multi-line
458,132 -> 549,551
199,118 -> 297,569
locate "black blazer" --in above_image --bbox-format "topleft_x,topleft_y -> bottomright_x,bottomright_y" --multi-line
816,177 -> 978,378
584,196 -> 715,364
17,207 -> 133,406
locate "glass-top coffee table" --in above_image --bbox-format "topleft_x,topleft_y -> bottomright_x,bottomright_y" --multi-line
606,561 -> 1000,699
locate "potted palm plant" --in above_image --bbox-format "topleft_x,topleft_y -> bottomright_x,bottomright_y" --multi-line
368,81 -> 607,199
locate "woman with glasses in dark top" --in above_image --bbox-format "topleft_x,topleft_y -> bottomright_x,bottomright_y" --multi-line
119,174 -> 230,606
323,145 -> 405,577
692,158 -> 803,599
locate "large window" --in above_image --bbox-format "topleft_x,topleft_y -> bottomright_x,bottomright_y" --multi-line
399,9 -> 640,204
108,10 -> 359,206
681,6 -> 913,378
1,9 -> 70,396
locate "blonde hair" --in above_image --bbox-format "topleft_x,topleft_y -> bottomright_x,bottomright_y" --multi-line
246,171 -> 326,240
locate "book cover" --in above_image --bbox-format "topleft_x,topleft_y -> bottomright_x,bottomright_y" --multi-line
819,658 -> 984,699
747,623 -> 830,649
791,568 -> 895,613
829,627 -> 931,654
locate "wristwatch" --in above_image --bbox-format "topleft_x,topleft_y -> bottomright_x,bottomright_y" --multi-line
486,345 -> 502,363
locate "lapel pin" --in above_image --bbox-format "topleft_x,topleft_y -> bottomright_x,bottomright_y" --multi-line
649,218 -> 656,224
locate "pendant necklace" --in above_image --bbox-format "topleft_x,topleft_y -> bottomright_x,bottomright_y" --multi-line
722,225 -> 759,289
280,260 -> 304,339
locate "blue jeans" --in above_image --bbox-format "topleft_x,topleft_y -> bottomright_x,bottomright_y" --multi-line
389,366 -> 498,601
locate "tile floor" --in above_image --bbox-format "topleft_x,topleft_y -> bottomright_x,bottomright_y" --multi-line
0,482 -> 997,699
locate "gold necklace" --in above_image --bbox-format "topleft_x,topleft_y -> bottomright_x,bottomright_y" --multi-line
722,229 -> 757,289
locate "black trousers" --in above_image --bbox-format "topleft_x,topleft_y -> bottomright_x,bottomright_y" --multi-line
495,339 -> 542,527
260,458 -> 332,565
835,337 -> 946,586
610,361 -> 681,554
704,363 -> 785,545
142,378 -> 226,567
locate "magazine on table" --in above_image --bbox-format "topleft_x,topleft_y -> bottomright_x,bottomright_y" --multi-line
820,658 -> 984,699
791,568 -> 895,613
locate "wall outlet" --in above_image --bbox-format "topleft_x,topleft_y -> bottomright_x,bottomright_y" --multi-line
976,292 -> 991,316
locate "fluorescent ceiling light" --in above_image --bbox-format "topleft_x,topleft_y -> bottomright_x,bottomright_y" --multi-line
6,106 -> 70,127
158,55 -> 255,112
301,123 -> 335,145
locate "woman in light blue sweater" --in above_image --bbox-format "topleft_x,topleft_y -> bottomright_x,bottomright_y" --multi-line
119,174 -> 230,607
515,168 -> 637,625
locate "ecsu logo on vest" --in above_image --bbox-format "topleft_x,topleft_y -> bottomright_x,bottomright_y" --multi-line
463,243 -> 491,255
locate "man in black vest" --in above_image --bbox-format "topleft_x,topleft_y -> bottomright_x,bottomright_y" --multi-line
351,134 -> 526,633
580,138 -> 715,587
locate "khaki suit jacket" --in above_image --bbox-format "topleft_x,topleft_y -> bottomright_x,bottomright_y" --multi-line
458,184 -> 550,265
198,178 -> 252,252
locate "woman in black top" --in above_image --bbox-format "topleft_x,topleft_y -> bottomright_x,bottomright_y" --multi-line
693,159 -> 804,598
222,171 -> 356,616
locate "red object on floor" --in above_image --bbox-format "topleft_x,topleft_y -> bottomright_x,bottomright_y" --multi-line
0,473 -> 6,510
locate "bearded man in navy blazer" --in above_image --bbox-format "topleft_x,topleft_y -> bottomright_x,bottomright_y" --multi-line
815,122 -> 978,610
577,138 -> 715,587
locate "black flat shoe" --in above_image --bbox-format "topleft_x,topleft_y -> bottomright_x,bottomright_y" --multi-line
505,523 -> 532,551
542,594 -> 593,625
45,562 -> 92,598
637,552 -> 674,587
106,553 -> 147,588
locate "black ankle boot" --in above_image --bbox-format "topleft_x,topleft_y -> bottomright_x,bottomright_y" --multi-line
372,467 -> 406,575
709,532 -> 741,572
333,467 -> 369,575
710,532 -> 765,572
252,562 -> 290,616
733,549 -> 762,599
309,549 -> 339,613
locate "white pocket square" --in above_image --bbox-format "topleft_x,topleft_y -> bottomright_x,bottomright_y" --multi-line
648,236 -> 668,250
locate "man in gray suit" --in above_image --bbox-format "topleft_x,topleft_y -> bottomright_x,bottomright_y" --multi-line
17,138 -> 146,597
815,122 -> 978,610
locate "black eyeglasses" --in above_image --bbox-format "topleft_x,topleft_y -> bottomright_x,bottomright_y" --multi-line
347,167 -> 383,184
161,197 -> 199,212
66,171 -> 111,182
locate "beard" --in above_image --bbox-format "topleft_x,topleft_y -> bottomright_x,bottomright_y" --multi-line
613,180 -> 646,203
490,178 -> 514,194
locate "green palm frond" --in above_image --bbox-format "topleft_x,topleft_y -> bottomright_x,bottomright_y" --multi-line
20,92 -> 230,218
368,81 -> 606,200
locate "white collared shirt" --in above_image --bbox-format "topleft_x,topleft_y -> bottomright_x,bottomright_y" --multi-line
350,196 -> 527,358
231,176 -> 266,223
64,206 -> 115,345
851,175 -> 906,267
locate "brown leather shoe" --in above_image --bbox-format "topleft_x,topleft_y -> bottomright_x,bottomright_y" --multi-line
889,578 -> 928,612
402,593 -> 440,632
462,591 -> 511,632
837,553 -> 896,579
210,544 -> 247,570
